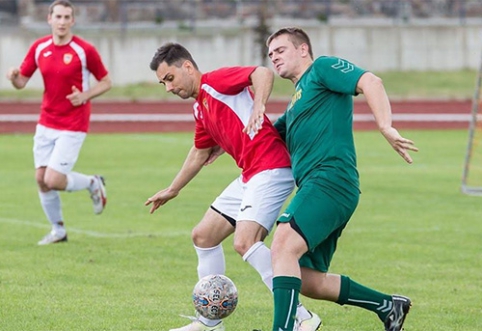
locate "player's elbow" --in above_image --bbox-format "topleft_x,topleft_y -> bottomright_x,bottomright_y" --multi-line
102,76 -> 113,91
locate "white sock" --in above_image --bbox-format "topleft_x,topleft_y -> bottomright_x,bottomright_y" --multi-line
38,190 -> 63,227
243,241 -> 273,290
194,244 -> 225,326
65,172 -> 93,192
194,244 -> 226,279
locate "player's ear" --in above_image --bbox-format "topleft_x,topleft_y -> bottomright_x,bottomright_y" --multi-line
300,43 -> 310,58
184,60 -> 195,73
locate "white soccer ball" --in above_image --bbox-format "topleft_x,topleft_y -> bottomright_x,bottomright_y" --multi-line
192,274 -> 238,320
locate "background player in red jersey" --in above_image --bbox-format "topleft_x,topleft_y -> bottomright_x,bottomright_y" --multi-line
145,43 -> 321,331
6,0 -> 112,245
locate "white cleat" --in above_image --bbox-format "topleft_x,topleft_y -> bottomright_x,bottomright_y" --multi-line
169,315 -> 224,331
89,175 -> 107,215
297,311 -> 322,331
38,229 -> 68,245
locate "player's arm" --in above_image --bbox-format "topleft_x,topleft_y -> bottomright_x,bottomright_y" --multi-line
243,66 -> 274,135
356,72 -> 418,163
145,145 -> 213,214
67,74 -> 112,106
84,74 -> 112,100
6,67 -> 30,89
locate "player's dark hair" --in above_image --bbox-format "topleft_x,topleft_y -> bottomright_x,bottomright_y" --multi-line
149,43 -> 199,71
266,27 -> 314,59
49,0 -> 75,17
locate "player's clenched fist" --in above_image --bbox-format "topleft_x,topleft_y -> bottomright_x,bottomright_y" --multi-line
6,67 -> 20,81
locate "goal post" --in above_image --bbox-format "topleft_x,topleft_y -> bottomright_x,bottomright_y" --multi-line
461,51 -> 482,196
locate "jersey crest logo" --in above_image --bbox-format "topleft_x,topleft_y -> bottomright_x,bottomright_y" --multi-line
202,98 -> 209,112
63,53 -> 73,64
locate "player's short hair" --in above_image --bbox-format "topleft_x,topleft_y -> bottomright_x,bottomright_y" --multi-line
149,43 -> 199,71
49,0 -> 75,17
266,27 -> 314,59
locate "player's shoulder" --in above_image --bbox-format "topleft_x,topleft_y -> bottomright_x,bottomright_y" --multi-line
208,66 -> 256,77
71,35 -> 97,50
314,55 -> 347,65
31,35 -> 52,46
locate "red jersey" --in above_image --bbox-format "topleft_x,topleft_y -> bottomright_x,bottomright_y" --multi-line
20,35 -> 109,132
194,66 -> 291,182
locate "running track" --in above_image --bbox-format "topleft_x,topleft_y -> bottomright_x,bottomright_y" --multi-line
0,100 -> 474,133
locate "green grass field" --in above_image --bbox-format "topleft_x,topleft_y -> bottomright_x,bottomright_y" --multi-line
1,130 -> 481,331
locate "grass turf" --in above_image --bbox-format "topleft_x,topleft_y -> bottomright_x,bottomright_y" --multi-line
0,130 -> 481,330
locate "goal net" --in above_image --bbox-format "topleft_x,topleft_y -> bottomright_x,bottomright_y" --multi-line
461,52 -> 482,196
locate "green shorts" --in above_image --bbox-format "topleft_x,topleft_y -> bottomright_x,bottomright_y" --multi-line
278,175 -> 359,272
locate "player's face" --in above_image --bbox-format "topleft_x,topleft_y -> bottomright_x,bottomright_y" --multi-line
268,34 -> 304,80
156,61 -> 196,100
48,5 -> 75,39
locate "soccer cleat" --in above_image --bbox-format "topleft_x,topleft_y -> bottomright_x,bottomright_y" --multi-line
89,175 -> 107,215
169,315 -> 224,331
37,230 -> 68,245
297,311 -> 322,331
384,295 -> 411,331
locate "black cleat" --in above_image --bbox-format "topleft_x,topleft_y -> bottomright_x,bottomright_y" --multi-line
384,295 -> 412,331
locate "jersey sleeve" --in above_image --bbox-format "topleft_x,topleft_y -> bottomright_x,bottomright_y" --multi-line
203,66 -> 256,95
19,42 -> 39,78
86,45 -> 109,81
312,56 -> 366,96
193,103 -> 217,149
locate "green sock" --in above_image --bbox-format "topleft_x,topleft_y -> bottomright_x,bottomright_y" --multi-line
337,275 -> 393,321
272,276 -> 301,331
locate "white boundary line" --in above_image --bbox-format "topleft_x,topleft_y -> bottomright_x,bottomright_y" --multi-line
0,217 -> 187,238
0,113 -> 480,122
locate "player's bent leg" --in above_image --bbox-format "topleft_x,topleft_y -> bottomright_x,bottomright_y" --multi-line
192,208 -> 234,248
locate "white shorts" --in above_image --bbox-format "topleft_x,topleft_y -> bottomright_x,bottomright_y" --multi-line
33,124 -> 86,174
211,167 -> 295,232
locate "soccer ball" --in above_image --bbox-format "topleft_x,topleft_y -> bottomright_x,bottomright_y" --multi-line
192,274 -> 238,320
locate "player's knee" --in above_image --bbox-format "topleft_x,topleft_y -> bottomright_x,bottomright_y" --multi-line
232,238 -> 256,256
191,225 -> 218,247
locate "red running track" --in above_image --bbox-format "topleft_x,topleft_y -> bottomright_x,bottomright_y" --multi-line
0,99 -> 474,134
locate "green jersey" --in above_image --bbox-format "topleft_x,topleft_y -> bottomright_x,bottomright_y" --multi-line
274,56 -> 366,190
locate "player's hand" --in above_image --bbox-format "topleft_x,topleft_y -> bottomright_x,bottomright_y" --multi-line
243,105 -> 265,136
66,85 -> 86,106
204,146 -> 225,166
381,127 -> 419,164
6,68 -> 20,81
144,188 -> 179,214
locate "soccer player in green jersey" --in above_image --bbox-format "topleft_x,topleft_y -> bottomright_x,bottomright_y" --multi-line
245,27 -> 419,331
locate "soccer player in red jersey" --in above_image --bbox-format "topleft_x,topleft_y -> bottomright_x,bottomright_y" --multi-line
6,0 -> 112,245
145,43 -> 321,331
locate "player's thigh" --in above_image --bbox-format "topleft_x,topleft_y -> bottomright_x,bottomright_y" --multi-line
49,129 -> 86,174
280,182 -> 358,271
211,175 -> 244,222
238,167 -> 294,232
33,124 -> 57,169
193,207 -> 235,247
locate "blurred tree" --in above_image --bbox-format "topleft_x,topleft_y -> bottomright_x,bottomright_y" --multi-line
253,0 -> 271,66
